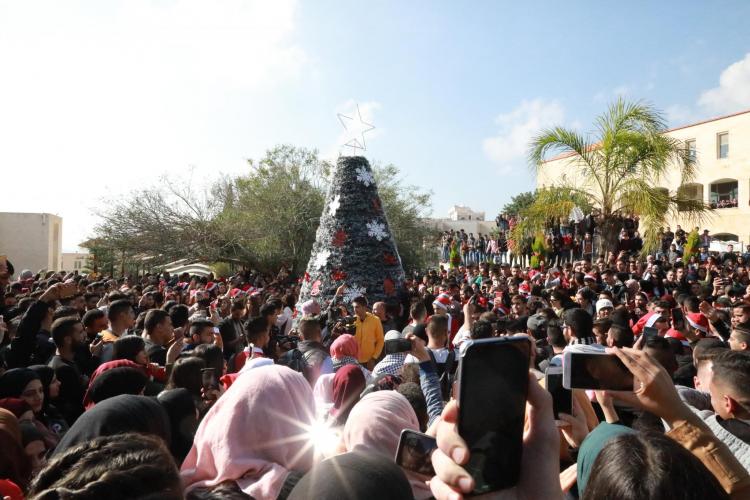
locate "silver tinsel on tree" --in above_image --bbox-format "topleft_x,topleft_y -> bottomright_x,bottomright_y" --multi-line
297,156 -> 405,307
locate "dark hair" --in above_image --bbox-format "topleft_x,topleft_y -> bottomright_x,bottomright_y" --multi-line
144,309 -> 170,332
51,317 -> 82,348
244,316 -> 269,344
82,308 -> 106,328
169,305 -> 190,328
259,302 -> 279,318
427,314 -> 448,336
470,320 -> 494,340
107,300 -> 133,323
583,432 -> 728,500
28,433 -> 182,500
712,350 -> 750,404
166,357 -> 205,397
112,336 -> 146,362
409,302 -> 426,320
608,325 -> 634,348
397,382 -> 427,430
53,306 -> 79,321
352,296 -> 368,307
230,299 -> 246,312
693,338 -> 728,367
192,344 -> 225,376
189,319 -> 215,338
547,324 -> 566,348
564,308 -> 593,339
186,481 -> 251,500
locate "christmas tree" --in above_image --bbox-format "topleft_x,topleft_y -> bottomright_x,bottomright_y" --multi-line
298,155 -> 405,307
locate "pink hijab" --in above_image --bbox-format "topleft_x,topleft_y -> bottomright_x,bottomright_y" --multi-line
181,365 -> 316,499
329,334 -> 359,359
343,391 -> 430,499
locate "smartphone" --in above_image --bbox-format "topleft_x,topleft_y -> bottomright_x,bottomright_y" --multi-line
201,368 -> 218,391
385,338 -> 412,354
642,326 -> 659,339
671,308 -> 685,330
457,337 -> 530,493
395,429 -> 437,477
545,366 -> 571,422
562,351 -> 633,390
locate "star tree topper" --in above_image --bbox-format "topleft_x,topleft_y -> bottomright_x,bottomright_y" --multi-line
337,103 -> 375,155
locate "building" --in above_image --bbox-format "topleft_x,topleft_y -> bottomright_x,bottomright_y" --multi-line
62,252 -> 89,272
537,109 -> 750,245
0,212 -> 63,275
447,205 -> 485,221
426,206 -> 496,235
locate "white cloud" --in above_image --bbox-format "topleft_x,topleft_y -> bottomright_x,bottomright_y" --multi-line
0,0 -> 306,250
665,104 -> 697,127
698,52 -> 750,114
482,98 -> 565,173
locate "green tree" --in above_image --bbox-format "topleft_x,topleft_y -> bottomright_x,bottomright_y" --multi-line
522,99 -> 710,254
502,191 -> 537,217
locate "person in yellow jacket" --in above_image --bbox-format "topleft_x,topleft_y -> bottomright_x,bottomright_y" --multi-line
352,295 -> 384,369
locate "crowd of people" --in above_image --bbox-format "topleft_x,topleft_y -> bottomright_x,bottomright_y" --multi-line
2,214 -> 750,499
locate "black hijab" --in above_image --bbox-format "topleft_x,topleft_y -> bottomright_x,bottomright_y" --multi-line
288,451 -> 413,500
51,394 -> 170,457
156,388 -> 198,464
29,365 -> 54,408
87,367 -> 148,406
0,368 -> 40,398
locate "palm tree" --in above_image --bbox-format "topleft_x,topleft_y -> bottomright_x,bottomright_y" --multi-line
517,98 -> 710,256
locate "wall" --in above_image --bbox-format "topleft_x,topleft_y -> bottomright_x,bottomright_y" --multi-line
62,252 -> 89,272
0,212 -> 63,275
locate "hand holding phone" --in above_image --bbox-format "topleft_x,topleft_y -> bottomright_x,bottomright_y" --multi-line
395,430 -> 437,477
563,349 -> 634,391
545,366 -> 571,422
385,338 -> 412,354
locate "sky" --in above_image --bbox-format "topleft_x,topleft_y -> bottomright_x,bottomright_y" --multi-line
1,1 -> 750,251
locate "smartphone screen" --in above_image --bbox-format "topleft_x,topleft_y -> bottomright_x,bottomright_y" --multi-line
385,338 -> 412,354
395,429 -> 437,477
567,352 -> 633,390
545,369 -> 571,420
642,326 -> 659,339
458,337 -> 530,493
671,308 -> 685,329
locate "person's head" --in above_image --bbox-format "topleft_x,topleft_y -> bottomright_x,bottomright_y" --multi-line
0,369 -> 44,414
709,350 -> 750,420
28,433 -> 182,500
20,420 -> 47,475
595,299 -> 613,319
693,340 -> 728,392
426,314 -> 448,345
372,301 -> 387,321
166,357 -> 206,398
192,343 -> 226,377
592,319 -> 612,345
732,304 -> 750,328
112,335 -> 149,365
606,324 -> 634,348
144,309 -> 173,345
644,337 -> 678,376
82,308 -> 108,336
729,326 -> 750,351
169,304 -> 190,329
470,319 -> 494,341
51,316 -> 85,351
230,299 -> 247,320
564,308 -> 593,342
298,316 -> 321,343
188,319 -> 215,346
83,292 -> 100,310
547,324 -> 567,350
511,295 -> 527,317
409,302 -> 427,323
260,301 -> 281,327
181,365 -> 316,499
245,316 -> 270,348
581,430 -> 728,500
352,296 -> 368,320
107,299 -> 135,329
330,364 -> 366,427
397,382 -> 428,432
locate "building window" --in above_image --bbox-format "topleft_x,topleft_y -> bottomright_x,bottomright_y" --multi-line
685,139 -> 696,161
717,133 -> 728,159
74,260 -> 82,270
710,179 -> 738,208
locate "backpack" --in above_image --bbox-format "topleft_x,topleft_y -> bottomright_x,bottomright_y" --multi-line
428,349 -> 456,401
279,348 -> 307,373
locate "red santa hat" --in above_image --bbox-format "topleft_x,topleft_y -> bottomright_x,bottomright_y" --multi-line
686,312 -> 709,334
433,293 -> 452,311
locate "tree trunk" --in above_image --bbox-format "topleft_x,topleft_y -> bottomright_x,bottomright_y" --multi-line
599,217 -> 621,258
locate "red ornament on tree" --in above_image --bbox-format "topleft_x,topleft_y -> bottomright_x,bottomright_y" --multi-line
310,280 -> 322,296
383,252 -> 398,266
304,272 -> 311,282
331,269 -> 347,281
332,229 -> 347,247
383,277 -> 395,295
